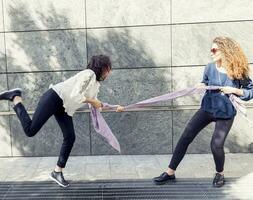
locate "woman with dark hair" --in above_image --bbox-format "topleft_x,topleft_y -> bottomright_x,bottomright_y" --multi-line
153,37 -> 253,187
0,54 -> 122,187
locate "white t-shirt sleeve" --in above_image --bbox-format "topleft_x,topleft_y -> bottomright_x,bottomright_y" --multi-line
70,70 -> 96,103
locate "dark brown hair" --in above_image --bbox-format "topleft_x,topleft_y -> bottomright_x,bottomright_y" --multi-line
87,55 -> 112,81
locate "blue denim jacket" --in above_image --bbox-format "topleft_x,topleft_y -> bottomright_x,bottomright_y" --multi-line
201,62 -> 253,119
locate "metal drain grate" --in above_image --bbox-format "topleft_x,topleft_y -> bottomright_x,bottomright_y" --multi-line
0,178 -> 250,200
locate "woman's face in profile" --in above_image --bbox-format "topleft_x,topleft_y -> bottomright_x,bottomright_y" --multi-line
100,69 -> 111,81
210,43 -> 222,63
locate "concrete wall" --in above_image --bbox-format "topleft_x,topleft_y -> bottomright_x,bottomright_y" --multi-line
0,0 -> 253,157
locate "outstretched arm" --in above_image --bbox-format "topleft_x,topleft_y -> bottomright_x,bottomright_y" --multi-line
83,98 -> 102,109
220,77 -> 253,100
220,86 -> 244,96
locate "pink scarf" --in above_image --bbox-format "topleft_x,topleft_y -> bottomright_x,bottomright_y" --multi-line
90,86 -> 248,153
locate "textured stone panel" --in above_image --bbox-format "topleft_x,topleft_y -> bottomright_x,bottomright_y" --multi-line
6,30 -> 87,72
3,0 -> 85,31
86,0 -> 170,27
91,110 -> 173,155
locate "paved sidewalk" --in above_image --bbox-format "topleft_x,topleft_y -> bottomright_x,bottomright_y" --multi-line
0,154 -> 253,199
0,153 -> 252,182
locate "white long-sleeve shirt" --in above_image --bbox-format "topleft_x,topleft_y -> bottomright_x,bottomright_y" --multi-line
50,69 -> 100,116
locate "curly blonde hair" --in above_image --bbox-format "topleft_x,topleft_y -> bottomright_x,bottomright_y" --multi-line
213,36 -> 249,80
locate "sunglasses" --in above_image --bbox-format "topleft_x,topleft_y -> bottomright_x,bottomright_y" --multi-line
210,48 -> 219,54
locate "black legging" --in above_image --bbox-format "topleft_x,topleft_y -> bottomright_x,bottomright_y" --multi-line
169,109 -> 234,172
13,89 -> 75,168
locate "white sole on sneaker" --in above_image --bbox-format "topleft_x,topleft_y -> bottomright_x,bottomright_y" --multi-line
49,174 -> 70,188
0,88 -> 22,95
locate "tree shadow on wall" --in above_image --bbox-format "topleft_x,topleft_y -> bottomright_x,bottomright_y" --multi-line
2,2 -> 173,157
1,2 -> 251,158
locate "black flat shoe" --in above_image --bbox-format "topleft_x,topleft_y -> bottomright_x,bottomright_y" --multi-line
153,172 -> 176,185
0,88 -> 22,101
49,171 -> 70,188
213,173 -> 225,188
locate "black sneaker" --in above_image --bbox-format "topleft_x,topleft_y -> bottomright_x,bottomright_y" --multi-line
0,88 -> 22,101
153,172 -> 176,185
49,171 -> 70,188
213,173 -> 225,187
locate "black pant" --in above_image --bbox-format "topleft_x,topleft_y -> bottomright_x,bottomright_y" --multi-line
13,89 -> 75,168
169,109 -> 234,173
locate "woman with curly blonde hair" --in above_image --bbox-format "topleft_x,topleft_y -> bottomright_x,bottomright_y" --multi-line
153,36 -> 253,187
